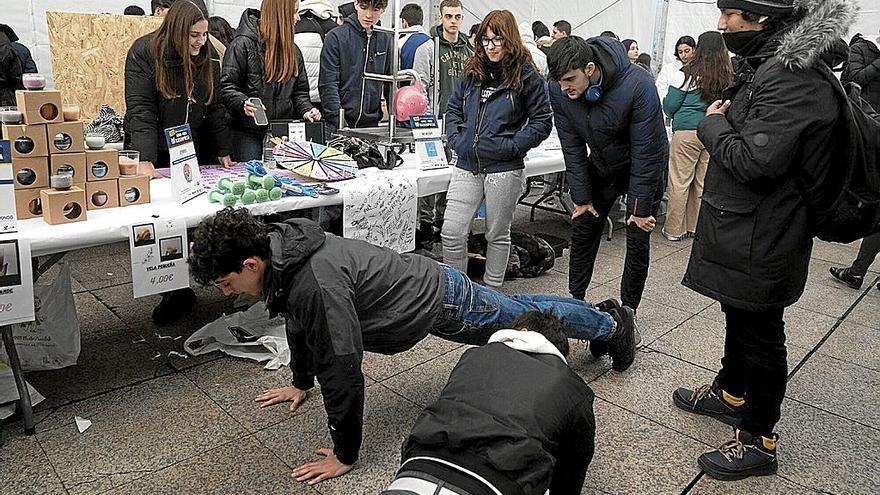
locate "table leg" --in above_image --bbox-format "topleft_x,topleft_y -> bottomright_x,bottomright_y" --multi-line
1,325 -> 35,435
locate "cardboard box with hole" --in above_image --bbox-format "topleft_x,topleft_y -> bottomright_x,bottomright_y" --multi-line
40,186 -> 87,224
14,188 -> 44,219
118,175 -> 150,206
84,149 -> 119,181
2,124 -> 48,159
47,121 -> 84,154
12,156 -> 49,189
50,153 -> 87,185
15,90 -> 64,125
86,180 -> 120,210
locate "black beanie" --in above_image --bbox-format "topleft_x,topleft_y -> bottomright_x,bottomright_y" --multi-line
717,0 -> 796,17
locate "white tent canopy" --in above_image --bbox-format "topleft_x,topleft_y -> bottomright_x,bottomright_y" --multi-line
5,0 -> 880,86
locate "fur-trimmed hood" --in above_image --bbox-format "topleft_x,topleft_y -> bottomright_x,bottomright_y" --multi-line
777,0 -> 859,70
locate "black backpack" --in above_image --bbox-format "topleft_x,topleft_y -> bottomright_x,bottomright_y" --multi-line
798,64 -> 880,244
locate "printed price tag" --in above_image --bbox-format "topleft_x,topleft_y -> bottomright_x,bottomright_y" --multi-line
0,141 -> 17,234
129,217 -> 190,298
0,238 -> 34,325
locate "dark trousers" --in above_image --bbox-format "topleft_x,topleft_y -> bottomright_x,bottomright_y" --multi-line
851,232 -> 880,276
232,129 -> 264,163
715,305 -> 787,437
569,190 -> 651,310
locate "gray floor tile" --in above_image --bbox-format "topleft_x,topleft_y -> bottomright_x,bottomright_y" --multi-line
694,304 -> 839,353
67,255 -> 133,291
256,384 -> 421,495
36,260 -> 88,293
91,283 -> 161,325
775,399 -> 880,495
104,435 -> 318,495
590,350 -> 730,447
845,288 -> 880,329
0,435 -> 66,495
787,353 -> 880,428
817,321 -> 879,371
36,374 -> 247,495
794,282 -> 861,319
184,357 -> 324,433
810,238 -> 876,272
637,275 -> 714,314
689,474 -> 824,494
362,334 -> 463,382
632,302 -> 694,346
381,346 -> 468,407
74,291 -> 127,336
582,398 -> 706,495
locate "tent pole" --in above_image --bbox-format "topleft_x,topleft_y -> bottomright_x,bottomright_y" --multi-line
651,0 -> 670,74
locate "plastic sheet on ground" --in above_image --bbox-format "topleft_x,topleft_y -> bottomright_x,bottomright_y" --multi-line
184,302 -> 289,370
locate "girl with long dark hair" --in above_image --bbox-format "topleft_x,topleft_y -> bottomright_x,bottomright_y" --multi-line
220,0 -> 320,161
661,31 -> 733,240
124,0 -> 233,177
441,9 -> 552,288
657,35 -> 696,100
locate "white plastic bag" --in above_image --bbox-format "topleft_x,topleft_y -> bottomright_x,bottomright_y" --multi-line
11,263 -> 81,371
184,301 -> 289,370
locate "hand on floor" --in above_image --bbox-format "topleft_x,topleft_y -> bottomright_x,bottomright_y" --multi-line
292,448 -> 353,485
254,385 -> 308,413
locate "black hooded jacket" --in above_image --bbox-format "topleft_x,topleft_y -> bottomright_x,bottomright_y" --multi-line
123,34 -> 232,165
220,9 -> 313,136
844,34 -> 880,111
262,219 -> 444,465
0,33 -> 22,107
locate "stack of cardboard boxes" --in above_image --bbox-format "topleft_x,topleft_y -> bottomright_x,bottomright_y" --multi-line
4,88 -> 151,225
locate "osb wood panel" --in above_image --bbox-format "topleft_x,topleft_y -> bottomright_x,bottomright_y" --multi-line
47,12 -> 162,122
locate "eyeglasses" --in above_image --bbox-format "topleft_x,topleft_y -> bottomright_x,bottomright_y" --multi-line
480,36 -> 504,47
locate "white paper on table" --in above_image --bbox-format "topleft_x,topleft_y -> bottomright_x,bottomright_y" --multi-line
0,140 -> 17,234
0,237 -> 35,326
342,171 -> 418,253
0,361 -> 45,420
129,217 -> 190,298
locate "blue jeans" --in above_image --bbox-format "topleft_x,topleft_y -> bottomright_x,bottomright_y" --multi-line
432,266 -> 614,345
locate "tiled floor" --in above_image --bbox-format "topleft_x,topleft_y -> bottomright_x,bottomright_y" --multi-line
2,206 -> 879,495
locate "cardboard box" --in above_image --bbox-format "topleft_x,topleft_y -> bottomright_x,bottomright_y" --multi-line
47,121 -> 84,154
84,149 -> 120,181
14,188 -> 44,219
50,152 -> 87,184
86,180 -> 120,210
2,124 -> 48,158
40,186 -> 87,224
118,175 -> 151,206
12,156 -> 49,189
15,90 -> 63,125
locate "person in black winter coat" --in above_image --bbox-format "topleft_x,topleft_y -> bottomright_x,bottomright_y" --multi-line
319,0 -> 392,130
843,32 -> 880,111
672,0 -> 854,482
0,25 -> 37,73
442,10 -> 553,289
296,0 -> 340,109
387,311 -> 595,495
0,32 -> 23,107
220,0 -> 321,161
124,1 -> 233,176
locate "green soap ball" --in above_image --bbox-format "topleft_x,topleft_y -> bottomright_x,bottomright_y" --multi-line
222,194 -> 238,207
208,190 -> 224,203
218,178 -> 234,192
262,175 -> 276,190
232,181 -> 247,196
255,189 -> 270,203
240,190 -> 257,205
269,187 -> 283,200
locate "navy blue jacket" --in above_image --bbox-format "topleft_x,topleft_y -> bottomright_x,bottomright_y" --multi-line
400,31 -> 430,70
446,61 -> 553,174
550,36 -> 667,217
319,15 -> 392,130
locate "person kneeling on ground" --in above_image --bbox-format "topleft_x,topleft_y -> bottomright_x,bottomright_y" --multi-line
383,311 -> 595,495
187,208 -> 636,485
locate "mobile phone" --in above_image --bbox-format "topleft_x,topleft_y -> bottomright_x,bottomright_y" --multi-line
228,325 -> 259,343
248,97 -> 269,126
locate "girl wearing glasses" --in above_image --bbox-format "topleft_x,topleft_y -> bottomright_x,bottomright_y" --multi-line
442,9 -> 552,288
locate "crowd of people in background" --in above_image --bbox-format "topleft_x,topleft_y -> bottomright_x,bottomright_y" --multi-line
1,0 -> 874,493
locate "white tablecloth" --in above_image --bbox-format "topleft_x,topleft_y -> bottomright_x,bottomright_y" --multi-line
18,149 -> 565,257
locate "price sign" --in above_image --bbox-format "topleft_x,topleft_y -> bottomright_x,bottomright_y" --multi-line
164,124 -> 205,204
0,141 -> 17,234
129,216 -> 190,298
0,238 -> 34,326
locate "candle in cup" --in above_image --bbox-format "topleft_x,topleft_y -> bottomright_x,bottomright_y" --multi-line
0,107 -> 21,123
22,74 -> 46,90
62,104 -> 80,121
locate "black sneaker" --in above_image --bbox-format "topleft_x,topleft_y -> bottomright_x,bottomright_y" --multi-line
151,287 -> 197,325
699,428 -> 778,481
673,382 -> 744,427
589,299 -> 620,358
607,306 -> 637,372
829,267 -> 864,289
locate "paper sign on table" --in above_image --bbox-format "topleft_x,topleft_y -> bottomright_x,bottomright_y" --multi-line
410,114 -> 448,171
164,124 -> 205,204
287,122 -> 306,143
0,141 -> 17,234
129,217 -> 190,298
0,238 -> 35,326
